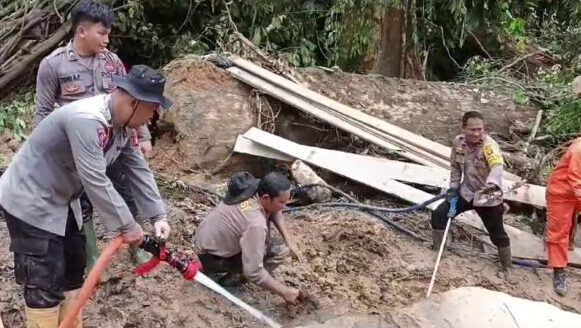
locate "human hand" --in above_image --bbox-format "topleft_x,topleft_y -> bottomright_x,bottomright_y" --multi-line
154,220 -> 171,240
140,140 -> 153,159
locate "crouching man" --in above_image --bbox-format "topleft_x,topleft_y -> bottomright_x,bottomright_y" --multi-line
0,65 -> 172,328
194,171 -> 302,303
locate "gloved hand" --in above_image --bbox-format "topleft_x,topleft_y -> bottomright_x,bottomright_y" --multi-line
446,187 -> 458,201
480,183 -> 500,194
154,220 -> 171,240
122,223 -> 144,245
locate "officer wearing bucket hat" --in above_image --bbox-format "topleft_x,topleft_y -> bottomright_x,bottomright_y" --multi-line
194,171 -> 303,303
0,64 -> 172,327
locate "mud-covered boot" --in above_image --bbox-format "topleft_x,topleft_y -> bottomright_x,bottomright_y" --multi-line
498,246 -> 517,285
26,306 -> 60,328
432,229 -> 446,251
83,219 -> 99,273
129,244 -> 152,265
553,268 -> 567,296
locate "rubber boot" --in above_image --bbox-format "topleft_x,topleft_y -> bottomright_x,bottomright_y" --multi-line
553,268 -> 567,296
498,246 -> 517,285
84,219 -> 99,273
432,229 -> 446,251
59,289 -> 83,328
25,306 -> 60,328
129,244 -> 151,265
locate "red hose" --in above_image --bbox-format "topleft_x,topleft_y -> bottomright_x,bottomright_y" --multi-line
58,236 -> 125,328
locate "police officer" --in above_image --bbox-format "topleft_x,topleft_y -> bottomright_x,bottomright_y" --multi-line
431,111 -> 515,283
0,65 -> 175,328
34,0 -> 152,269
194,172 -> 302,303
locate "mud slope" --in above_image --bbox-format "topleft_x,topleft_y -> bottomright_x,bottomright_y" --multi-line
1,205 -> 580,327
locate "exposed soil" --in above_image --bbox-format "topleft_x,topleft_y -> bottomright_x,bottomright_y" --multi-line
2,191 -> 580,328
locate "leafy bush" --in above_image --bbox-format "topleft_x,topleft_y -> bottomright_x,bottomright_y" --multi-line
0,90 -> 34,142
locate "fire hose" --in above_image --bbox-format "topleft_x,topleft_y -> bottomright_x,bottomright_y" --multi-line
58,236 -> 281,328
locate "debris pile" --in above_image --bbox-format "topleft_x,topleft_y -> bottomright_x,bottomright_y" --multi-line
0,1 -> 79,100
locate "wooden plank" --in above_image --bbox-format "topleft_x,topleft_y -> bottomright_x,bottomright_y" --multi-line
229,65 -> 543,203
231,56 -> 522,182
238,129 -> 546,208
457,213 -> 581,266
233,135 -> 293,161
228,67 -> 450,169
235,131 -> 449,187
241,128 -> 445,208
231,57 -> 450,159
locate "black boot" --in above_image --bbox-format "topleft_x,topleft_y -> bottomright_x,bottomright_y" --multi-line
432,229 -> 445,251
498,246 -> 517,284
553,268 -> 567,296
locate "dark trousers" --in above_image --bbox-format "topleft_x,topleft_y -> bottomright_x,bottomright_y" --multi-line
199,237 -> 290,275
3,207 -> 86,308
199,253 -> 243,274
431,196 -> 510,248
81,159 -> 138,222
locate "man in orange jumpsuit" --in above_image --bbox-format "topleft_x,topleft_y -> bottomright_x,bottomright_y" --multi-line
546,76 -> 581,296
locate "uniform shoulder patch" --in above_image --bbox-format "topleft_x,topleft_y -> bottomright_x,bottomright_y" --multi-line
97,128 -> 109,149
240,200 -> 253,211
482,142 -> 503,167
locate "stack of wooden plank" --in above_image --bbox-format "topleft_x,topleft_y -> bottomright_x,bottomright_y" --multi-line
226,56 -> 546,208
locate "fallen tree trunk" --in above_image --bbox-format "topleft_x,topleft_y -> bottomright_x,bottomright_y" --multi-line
0,0 -> 78,101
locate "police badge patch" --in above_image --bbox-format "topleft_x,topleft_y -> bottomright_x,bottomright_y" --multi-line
97,128 -> 108,148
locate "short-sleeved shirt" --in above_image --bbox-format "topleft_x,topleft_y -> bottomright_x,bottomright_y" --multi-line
194,197 -> 273,286
34,41 -> 150,140
450,134 -> 504,206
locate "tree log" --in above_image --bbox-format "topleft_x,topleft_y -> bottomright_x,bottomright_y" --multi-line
0,22 -> 69,99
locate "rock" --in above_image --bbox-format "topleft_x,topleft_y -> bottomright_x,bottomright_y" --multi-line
160,57 -> 255,170
291,160 -> 332,202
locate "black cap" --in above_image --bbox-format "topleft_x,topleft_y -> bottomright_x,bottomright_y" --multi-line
223,172 -> 260,205
113,65 -> 173,109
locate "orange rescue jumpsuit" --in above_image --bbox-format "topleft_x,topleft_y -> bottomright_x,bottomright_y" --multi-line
546,137 -> 581,268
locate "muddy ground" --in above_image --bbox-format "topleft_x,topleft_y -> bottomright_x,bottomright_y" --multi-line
2,180 -> 581,327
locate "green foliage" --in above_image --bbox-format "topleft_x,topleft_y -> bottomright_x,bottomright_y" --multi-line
546,97 -> 581,138
107,0 -> 386,70
0,90 -> 34,142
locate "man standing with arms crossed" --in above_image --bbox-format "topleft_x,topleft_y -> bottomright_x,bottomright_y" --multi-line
0,65 -> 175,328
34,0 -> 153,269
431,111 -> 516,283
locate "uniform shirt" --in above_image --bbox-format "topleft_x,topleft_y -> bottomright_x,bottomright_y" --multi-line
0,94 -> 165,236
547,137 -> 581,201
34,41 -> 150,141
194,197 -> 274,286
450,134 -> 504,206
